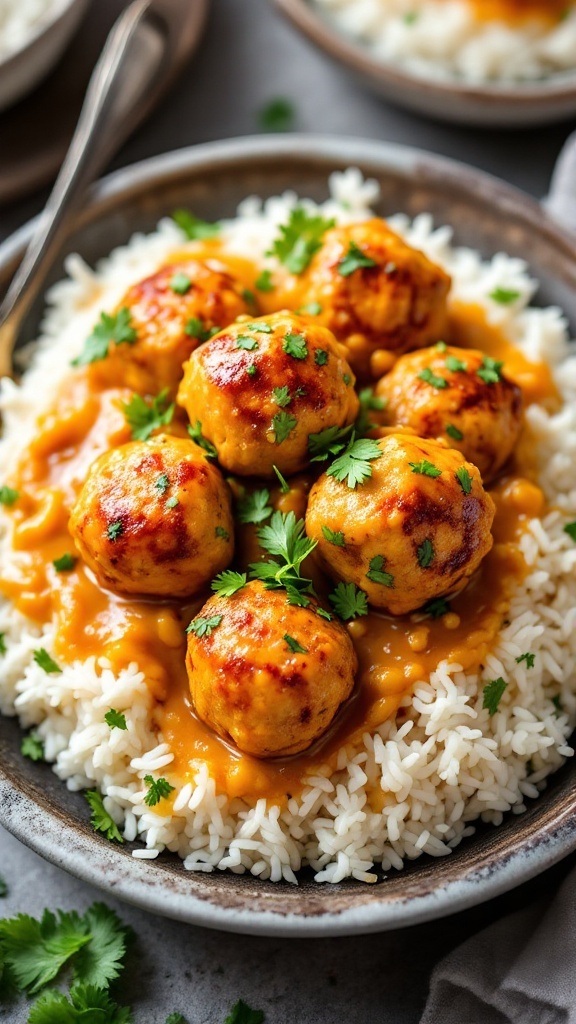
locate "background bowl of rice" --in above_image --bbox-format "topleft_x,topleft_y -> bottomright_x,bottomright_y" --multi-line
1,135 -> 576,935
271,0 -> 576,126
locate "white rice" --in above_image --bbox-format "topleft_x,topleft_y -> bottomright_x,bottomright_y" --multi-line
1,167 -> 576,885
0,0 -> 71,61
312,0 -> 576,83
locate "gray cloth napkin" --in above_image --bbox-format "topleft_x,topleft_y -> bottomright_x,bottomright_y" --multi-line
421,867 -> 576,1024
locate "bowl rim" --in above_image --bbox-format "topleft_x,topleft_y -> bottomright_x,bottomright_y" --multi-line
271,0 -> 576,101
1,133 -> 576,936
0,0 -> 86,71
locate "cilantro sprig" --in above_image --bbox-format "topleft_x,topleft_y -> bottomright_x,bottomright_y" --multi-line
269,208 -> 335,275
143,775 -> 175,808
122,389 -> 175,442
72,308 -> 137,367
326,436 -> 382,489
85,791 -> 124,843
249,510 -> 317,606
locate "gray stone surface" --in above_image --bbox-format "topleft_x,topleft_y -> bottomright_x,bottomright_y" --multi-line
1,1 -> 576,1021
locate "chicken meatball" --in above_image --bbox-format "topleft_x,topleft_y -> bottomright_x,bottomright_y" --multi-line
376,344 -> 523,482
306,433 -> 495,616
69,434 -> 234,598
89,259 -> 252,396
177,312 -> 359,478
299,219 -> 451,380
186,581 -> 357,757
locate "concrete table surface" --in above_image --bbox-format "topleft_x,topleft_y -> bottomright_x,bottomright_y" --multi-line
1,1 -> 576,1021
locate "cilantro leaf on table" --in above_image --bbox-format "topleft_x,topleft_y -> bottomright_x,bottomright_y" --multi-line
122,389 -> 175,442
329,582 -> 368,621
72,904 -> 129,990
21,733 -> 45,761
0,875 -> 7,897
143,776 -> 175,808
269,208 -> 335,275
0,909 -> 90,994
482,677 -> 507,716
225,1000 -> 265,1024
72,308 -> 137,367
236,488 -> 273,525
258,97 -> 295,132
28,983 -> 133,1023
85,791 -> 124,844
326,436 -> 382,489
171,209 -> 220,240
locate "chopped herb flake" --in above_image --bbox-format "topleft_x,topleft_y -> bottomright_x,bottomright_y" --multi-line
455,466 -> 473,494
563,521 -> 576,542
246,363 -> 257,377
300,301 -> 322,315
185,615 -> 222,638
225,1000 -> 265,1024
255,269 -> 274,292
338,241 -> 378,277
446,423 -> 464,441
236,335 -> 259,351
446,355 -> 467,372
236,488 -> 273,525
0,485 -> 19,506
0,633 -> 6,655
172,209 -> 220,240
53,553 -> 77,572
366,554 -> 394,587
272,385 -> 292,407
322,525 -> 345,547
21,733 -> 45,761
417,538 -> 435,569
33,649 -> 61,674
283,332 -> 308,360
483,676 -> 507,715
490,287 -> 520,305
166,496 -> 179,509
143,775 -> 175,808
105,709 -> 128,730
515,652 -> 536,669
355,387 -> 386,436
107,521 -> 124,542
184,317 -> 218,342
272,411 -> 297,444
85,789 -> 124,843
258,97 -> 295,132
215,525 -> 230,540
169,272 -> 192,295
418,367 -> 448,389
477,356 -> 504,385
409,460 -> 442,478
314,348 -> 328,366
284,634 -> 307,654
269,208 -> 335,275
188,421 -> 218,459
423,596 -> 450,619
155,473 -> 170,495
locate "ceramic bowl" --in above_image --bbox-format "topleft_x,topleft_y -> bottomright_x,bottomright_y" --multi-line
271,0 -> 576,127
1,135 -> 576,936
0,0 -> 90,114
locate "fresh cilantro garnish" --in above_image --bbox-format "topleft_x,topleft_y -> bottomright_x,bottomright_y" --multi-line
0,909 -> 91,995
272,385 -> 292,407
0,633 -> 6,655
563,521 -> 576,541
169,272 -> 192,295
236,488 -> 273,525
321,525 -> 345,547
143,775 -> 175,807
104,709 -> 127,731
490,287 -> 520,305
445,355 -> 467,372
0,485 -> 19,506
122,388 -> 174,441
269,208 -> 335,275
211,571 -> 247,597
259,97 -> 295,132
446,423 -> 464,441
355,387 -> 385,436
272,465 -> 290,493
417,538 -> 435,568
283,332 -> 308,360
366,555 -> 394,587
477,356 -> 504,385
187,421 -> 218,459
165,1015 -> 188,1024
337,241 -> 378,277
155,473 -> 170,495
52,553 -> 77,572
225,1000 -> 265,1024
515,652 -> 536,668
284,634 -> 307,654
27,984 -> 132,1022
314,349 -> 328,366
72,308 -> 136,366
299,301 -> 322,315
249,510 -> 317,603
33,649 -> 61,674
85,790 -> 124,843
242,288 -> 257,309
107,521 -> 124,542
423,596 -> 450,618
247,322 -> 273,333
436,340 -> 447,352
246,364 -> 257,377
482,676 -> 507,715
308,424 -> 352,462
72,903 -> 129,990
185,615 -> 222,638
409,460 -> 442,478
215,525 -> 230,540
455,466 -> 473,494
272,411 -> 297,444
418,367 -> 448,389
166,496 -> 179,509
21,733 -> 45,761
236,335 -> 259,351
329,582 -> 368,621
255,269 -> 274,292
171,209 -> 220,239
327,436 -> 382,489
343,373 -> 351,386
184,317 -> 218,342
0,875 -> 6,897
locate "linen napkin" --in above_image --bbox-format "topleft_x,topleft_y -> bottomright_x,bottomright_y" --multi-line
421,866 -> 576,1024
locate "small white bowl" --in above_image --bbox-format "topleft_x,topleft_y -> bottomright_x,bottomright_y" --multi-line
0,0 -> 90,113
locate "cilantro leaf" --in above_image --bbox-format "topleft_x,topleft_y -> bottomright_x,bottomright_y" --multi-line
422,596 -> 450,618
0,875 -> 7,897
215,525 -> 230,540
329,581 -> 368,621
284,634 -> 307,654
143,775 -> 175,807
299,301 -> 322,315
52,553 -> 77,572
308,423 -> 352,462
33,649 -> 61,674
0,908 -> 90,994
185,615 -> 222,639
515,652 -> 536,669
327,436 -> 382,489
418,367 -> 448,389
321,525 -> 345,547
169,272 -> 192,295
236,335 -> 259,351
314,349 -> 328,366
259,97 -> 295,132
236,488 -> 273,525
455,466 -> 473,495
337,241 -> 378,277
107,521 -> 124,542
184,317 -> 218,343
72,308 -> 136,367
283,332 -> 308,360
187,421 -> 218,459
246,322 -> 273,334
73,904 -> 128,989
417,538 -> 435,568
271,411 -> 297,444
446,423 -> 463,441
255,269 -> 274,292
250,511 -> 317,600
155,473 -> 170,495
211,571 -> 247,597
482,676 -> 507,715
122,388 -> 174,442
355,387 -> 386,436
28,983 -> 133,1023
445,355 -> 467,372
490,287 -> 520,305
246,364 -> 257,378
165,1015 -> 188,1024
272,385 -> 292,407
104,709 -> 127,730
225,1000 -> 265,1024
21,733 -> 45,761
563,521 -> 576,542
85,791 -> 124,844
477,356 -> 504,385
366,555 -> 394,587
172,209 -> 220,240
269,208 -> 335,275
0,485 -> 19,506
409,460 -> 442,478
0,633 -> 6,655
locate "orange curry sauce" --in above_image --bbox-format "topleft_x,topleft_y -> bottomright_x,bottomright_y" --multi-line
466,0 -> 570,25
0,251 -> 558,805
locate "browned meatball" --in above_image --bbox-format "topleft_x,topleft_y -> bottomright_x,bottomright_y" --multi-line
88,259 -> 252,396
306,433 -> 495,616
299,219 -> 451,380
376,344 -> 523,482
186,581 -> 357,758
69,434 -> 234,598
177,312 -> 359,478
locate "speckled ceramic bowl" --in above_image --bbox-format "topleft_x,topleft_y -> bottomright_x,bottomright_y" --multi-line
1,135 -> 576,936
271,0 -> 576,127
